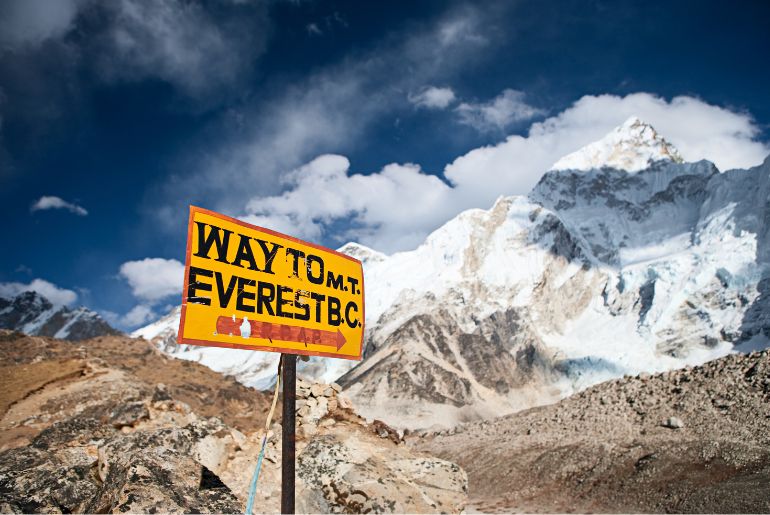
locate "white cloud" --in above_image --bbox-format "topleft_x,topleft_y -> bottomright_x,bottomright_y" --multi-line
31,195 -> 88,216
243,92 -> 769,254
101,304 -> 157,330
456,89 -> 544,132
245,155 -> 453,252
0,0 -> 80,49
305,12 -> 347,37
148,4 -> 497,229
122,304 -> 155,326
0,0 -> 267,98
95,0 -> 266,98
119,257 -> 184,302
0,278 -> 78,306
409,86 -> 456,109
306,23 -> 322,36
445,92 -> 770,203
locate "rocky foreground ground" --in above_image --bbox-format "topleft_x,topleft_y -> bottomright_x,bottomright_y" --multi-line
414,349 -> 770,513
0,331 -> 466,513
2,328 -> 768,514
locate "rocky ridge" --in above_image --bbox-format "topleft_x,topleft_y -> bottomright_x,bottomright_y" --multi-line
0,291 -> 119,341
415,349 -> 770,513
0,331 -> 466,513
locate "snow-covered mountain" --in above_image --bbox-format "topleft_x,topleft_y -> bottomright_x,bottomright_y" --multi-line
338,118 -> 769,428
0,291 -> 119,340
135,117 -> 770,429
131,242 -> 385,389
132,305 -> 357,389
550,116 -> 683,172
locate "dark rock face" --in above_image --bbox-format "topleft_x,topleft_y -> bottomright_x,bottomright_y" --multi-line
740,276 -> 770,343
0,381 -> 241,514
340,307 -> 556,427
0,291 -> 119,341
529,160 -> 719,266
0,292 -> 50,329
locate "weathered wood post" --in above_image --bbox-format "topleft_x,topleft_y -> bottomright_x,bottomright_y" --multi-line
281,353 -> 296,514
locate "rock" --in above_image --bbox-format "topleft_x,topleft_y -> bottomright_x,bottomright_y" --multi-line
0,410 -> 241,514
264,446 -> 279,464
230,428 -> 247,448
88,430 -> 240,513
323,386 -> 334,397
310,383 -> 325,398
297,424 -> 467,514
331,382 -> 342,393
301,424 -> 318,439
662,416 -> 684,429
300,396 -> 328,426
152,383 -> 172,402
108,401 -> 150,428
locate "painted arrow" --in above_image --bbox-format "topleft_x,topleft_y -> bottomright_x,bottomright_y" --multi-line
215,316 -> 347,351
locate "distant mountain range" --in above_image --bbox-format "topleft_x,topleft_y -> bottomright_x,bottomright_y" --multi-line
131,116 -> 770,428
0,291 -> 119,341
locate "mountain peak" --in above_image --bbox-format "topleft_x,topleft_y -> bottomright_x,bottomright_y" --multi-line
0,290 -> 118,340
337,242 -> 387,267
550,116 -> 684,172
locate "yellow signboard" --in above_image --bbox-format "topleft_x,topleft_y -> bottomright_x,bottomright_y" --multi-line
177,206 -> 364,360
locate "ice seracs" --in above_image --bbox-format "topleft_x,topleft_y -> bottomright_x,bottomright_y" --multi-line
551,116 -> 684,172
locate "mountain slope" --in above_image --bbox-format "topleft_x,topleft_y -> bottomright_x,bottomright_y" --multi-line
339,119 -> 770,428
136,118 -> 770,430
415,349 -> 770,513
0,291 -> 119,341
132,305 -> 357,389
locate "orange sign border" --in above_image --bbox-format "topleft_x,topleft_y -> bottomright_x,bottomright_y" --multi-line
177,205 -> 365,360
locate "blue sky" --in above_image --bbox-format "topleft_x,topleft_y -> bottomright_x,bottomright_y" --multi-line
1,0 -> 769,329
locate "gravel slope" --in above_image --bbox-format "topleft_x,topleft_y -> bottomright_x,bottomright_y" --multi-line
413,350 -> 770,513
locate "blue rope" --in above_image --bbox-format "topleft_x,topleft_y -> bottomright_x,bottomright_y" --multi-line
245,434 -> 268,515
245,357 -> 282,515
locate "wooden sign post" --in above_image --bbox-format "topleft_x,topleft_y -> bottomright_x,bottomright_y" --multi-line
281,354 -> 296,514
176,206 -> 365,514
